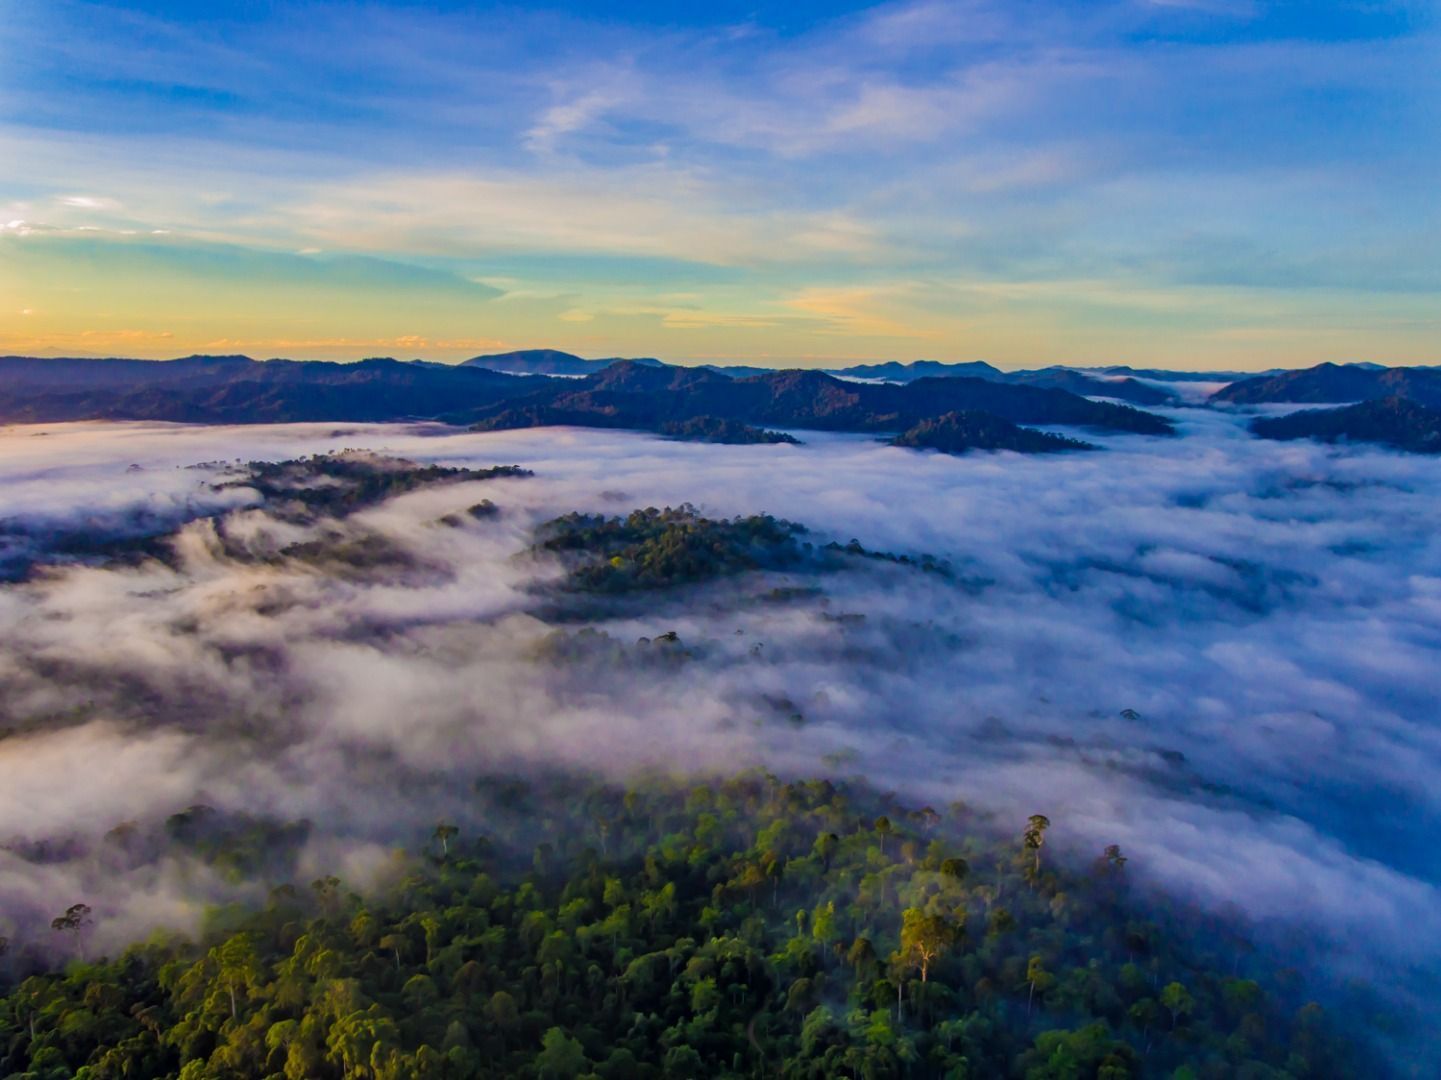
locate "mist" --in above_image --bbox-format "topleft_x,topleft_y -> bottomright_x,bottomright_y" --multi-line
0,413 -> 1438,1025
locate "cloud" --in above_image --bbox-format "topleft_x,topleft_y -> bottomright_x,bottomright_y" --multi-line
59,195 -> 120,210
781,284 -> 943,338
523,74 -> 638,156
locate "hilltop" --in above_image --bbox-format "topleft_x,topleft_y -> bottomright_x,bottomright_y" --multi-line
1211,362 -> 1441,407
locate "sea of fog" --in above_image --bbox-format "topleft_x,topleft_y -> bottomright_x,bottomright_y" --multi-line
0,409 -> 1438,1036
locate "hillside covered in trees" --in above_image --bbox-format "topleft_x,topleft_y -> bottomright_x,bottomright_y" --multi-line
1250,397 -> 1441,454
0,774 -> 1360,1079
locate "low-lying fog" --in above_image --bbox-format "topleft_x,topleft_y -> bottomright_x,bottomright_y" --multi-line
0,411 -> 1437,1021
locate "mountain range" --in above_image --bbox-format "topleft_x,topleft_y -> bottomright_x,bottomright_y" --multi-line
8,351 -> 1440,454
461,359 -> 1174,438
461,350 -> 1178,404
0,353 -> 1175,445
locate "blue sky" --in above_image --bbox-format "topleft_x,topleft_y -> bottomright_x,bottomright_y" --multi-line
1,0 -> 1437,368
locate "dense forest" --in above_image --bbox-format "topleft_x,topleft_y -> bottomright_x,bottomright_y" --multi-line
0,774 -> 1359,1079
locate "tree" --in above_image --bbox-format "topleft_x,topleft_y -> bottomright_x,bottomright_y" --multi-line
488,990 -> 520,1053
214,934 -> 263,1020
378,932 -> 406,971
898,908 -> 955,985
847,936 -> 877,978
1023,814 -> 1051,876
1129,997 -> 1161,1042
940,857 -> 969,883
1096,844 -> 1127,878
1160,981 -> 1194,1029
811,901 -> 839,955
1026,954 -> 1055,1018
813,832 -> 839,871
535,1027 -> 587,1078
432,823 -> 458,859
311,875 -> 343,915
874,816 -> 894,856
50,903 -> 92,959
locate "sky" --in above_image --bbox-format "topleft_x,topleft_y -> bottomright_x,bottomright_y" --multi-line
0,0 -> 1437,369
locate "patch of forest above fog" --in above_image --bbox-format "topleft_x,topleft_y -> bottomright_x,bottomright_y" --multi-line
0,453 -> 531,583
0,775 -> 1358,1080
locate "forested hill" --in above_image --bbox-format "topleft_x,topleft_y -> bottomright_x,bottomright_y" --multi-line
0,774 -> 1360,1079
1251,396 -> 1441,454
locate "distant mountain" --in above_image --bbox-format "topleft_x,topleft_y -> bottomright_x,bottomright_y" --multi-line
891,411 -> 1094,454
1004,367 -> 1178,406
820,360 -> 1176,404
697,364 -> 776,378
1211,362 -> 1441,407
462,349 -> 664,377
453,351 -> 1209,406
0,354 -> 537,424
1098,365 -> 1259,384
465,359 -> 1174,437
826,359 -> 1004,382
1251,397 -> 1441,454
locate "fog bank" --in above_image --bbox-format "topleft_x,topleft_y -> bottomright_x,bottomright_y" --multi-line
0,414 -> 1437,1021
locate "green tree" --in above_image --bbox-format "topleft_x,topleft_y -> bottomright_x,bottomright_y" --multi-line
874,816 -> 894,856
1026,954 -> 1056,1019
899,908 -> 955,985
535,1027 -> 587,1078
1160,981 -> 1194,1029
